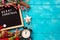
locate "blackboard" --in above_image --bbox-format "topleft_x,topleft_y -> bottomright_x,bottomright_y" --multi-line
0,5 -> 24,30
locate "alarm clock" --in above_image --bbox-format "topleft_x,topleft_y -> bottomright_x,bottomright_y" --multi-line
21,27 -> 32,39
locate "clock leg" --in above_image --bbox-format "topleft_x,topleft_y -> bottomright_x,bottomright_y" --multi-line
24,38 -> 31,40
28,38 -> 31,40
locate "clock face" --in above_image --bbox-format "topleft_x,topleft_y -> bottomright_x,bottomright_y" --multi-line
22,29 -> 31,38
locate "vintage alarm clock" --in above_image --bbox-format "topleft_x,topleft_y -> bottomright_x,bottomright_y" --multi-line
21,27 -> 32,39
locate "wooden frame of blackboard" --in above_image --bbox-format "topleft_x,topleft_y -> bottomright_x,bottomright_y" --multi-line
1,9 -> 24,31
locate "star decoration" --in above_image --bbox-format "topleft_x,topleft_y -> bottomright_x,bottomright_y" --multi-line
24,15 -> 31,24
3,24 -> 7,27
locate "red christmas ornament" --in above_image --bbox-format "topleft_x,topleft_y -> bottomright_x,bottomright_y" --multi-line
15,36 -> 20,40
0,38 -> 9,40
0,26 -> 3,29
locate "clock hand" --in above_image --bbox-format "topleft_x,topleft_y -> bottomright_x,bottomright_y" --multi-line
25,30 -> 27,34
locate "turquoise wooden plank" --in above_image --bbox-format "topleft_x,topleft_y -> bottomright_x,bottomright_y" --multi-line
32,33 -> 60,40
28,5 -> 60,19
27,0 -> 60,4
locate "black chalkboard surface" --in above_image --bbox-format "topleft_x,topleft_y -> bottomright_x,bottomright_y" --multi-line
0,5 -> 24,30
